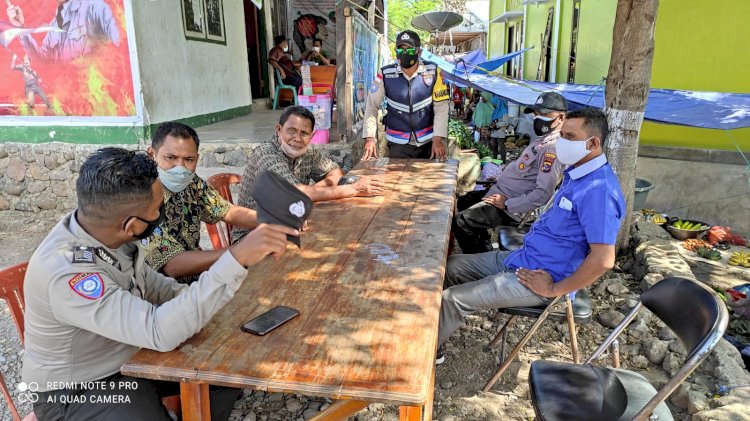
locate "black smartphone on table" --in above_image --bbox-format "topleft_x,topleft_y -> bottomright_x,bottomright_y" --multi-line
241,306 -> 300,336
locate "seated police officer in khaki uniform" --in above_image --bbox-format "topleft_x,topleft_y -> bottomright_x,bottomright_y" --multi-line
23,148 -> 298,421
452,92 -> 567,254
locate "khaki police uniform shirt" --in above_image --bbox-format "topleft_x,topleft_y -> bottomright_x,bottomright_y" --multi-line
22,212 -> 248,392
485,131 -> 564,216
362,61 -> 450,144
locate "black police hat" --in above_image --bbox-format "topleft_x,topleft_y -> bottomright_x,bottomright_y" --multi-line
395,30 -> 420,48
524,91 -> 568,114
251,170 -> 313,248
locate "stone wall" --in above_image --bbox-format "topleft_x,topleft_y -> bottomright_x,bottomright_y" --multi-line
0,142 -> 354,214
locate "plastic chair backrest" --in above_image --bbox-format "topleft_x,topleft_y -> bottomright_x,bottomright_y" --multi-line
275,68 -> 291,88
641,276 -> 726,361
206,173 -> 242,249
0,262 -> 27,343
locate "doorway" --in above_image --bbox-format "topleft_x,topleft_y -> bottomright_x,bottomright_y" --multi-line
244,0 -> 269,98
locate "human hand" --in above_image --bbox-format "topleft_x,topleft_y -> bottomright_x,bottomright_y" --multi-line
7,4 -> 24,27
361,137 -> 378,160
516,268 -> 557,298
353,176 -> 385,197
279,70 -> 286,80
482,194 -> 506,209
230,223 -> 299,266
430,136 -> 447,160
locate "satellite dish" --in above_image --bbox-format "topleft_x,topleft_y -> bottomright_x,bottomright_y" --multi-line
411,11 -> 463,33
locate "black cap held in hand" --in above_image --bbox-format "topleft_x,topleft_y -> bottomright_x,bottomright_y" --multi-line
524,91 -> 568,114
251,170 -> 313,248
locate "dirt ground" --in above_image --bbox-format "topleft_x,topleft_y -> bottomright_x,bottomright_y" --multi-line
0,210 -> 735,421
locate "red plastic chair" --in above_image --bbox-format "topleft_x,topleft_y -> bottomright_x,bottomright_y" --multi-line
206,173 -> 242,249
0,262 -> 28,421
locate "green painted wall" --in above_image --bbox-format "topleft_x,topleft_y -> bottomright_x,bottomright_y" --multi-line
569,0 -> 615,84
651,0 -> 750,93
522,4 -> 554,80
487,0 -> 506,59
642,0 -> 750,151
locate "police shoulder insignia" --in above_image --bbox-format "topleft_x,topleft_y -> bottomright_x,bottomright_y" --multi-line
423,74 -> 434,86
68,273 -> 105,300
72,246 -> 95,264
95,247 -> 118,267
369,82 -> 379,93
519,162 -> 525,170
541,153 -> 557,173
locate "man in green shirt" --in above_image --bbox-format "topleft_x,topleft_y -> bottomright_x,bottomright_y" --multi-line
303,38 -> 331,65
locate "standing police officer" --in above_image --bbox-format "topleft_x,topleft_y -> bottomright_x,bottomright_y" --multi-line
361,30 -> 450,160
23,148 -> 298,420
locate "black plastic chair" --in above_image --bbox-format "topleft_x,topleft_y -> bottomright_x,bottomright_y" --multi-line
482,289 -> 593,392
527,277 -> 728,421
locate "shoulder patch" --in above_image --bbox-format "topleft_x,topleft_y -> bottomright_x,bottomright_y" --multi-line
68,273 -> 105,300
72,246 -> 95,264
541,153 -> 557,173
370,82 -> 379,93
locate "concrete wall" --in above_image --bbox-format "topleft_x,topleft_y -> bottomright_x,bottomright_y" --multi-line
636,148 -> 750,234
131,0 -> 252,125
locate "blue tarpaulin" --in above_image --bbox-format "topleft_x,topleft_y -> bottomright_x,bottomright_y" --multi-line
425,50 -> 750,130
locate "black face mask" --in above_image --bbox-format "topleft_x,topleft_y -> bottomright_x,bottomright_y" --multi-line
533,116 -> 557,136
397,51 -> 418,68
125,203 -> 165,240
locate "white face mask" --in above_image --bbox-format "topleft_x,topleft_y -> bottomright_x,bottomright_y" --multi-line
313,46 -> 321,52
279,134 -> 309,159
282,45 -> 289,53
556,136 -> 592,165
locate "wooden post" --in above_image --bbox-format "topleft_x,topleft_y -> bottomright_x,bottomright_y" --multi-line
180,382 -> 211,421
604,0 -> 659,251
336,5 -> 354,142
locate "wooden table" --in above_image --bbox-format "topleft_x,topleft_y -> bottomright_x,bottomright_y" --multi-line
122,158 -> 458,421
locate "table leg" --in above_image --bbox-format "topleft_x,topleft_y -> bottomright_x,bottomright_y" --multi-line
180,382 -> 211,421
309,400 -> 369,421
400,405 -> 424,421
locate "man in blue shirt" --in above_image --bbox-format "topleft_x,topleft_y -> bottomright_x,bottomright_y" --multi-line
436,107 -> 626,364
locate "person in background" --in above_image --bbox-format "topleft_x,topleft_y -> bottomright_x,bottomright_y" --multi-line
269,35 -> 302,90
452,92 -> 568,254
361,30 -> 450,160
303,38 -> 331,65
234,106 -> 385,242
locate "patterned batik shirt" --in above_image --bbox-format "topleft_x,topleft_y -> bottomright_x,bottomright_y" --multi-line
144,174 -> 231,284
233,137 -> 339,242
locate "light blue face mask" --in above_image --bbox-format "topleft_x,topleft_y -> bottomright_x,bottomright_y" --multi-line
158,166 -> 194,193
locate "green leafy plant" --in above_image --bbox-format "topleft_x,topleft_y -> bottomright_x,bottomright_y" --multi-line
448,118 -> 472,150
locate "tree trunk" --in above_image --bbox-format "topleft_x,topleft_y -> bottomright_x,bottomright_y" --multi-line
604,0 -> 659,251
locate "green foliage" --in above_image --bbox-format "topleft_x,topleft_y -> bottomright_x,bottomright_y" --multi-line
386,0 -> 441,47
448,118 -> 472,149
476,143 -> 493,159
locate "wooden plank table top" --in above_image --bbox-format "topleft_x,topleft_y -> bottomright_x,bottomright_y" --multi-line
122,158 -> 458,420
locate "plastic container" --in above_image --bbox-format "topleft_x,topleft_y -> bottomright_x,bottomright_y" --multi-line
310,129 -> 329,144
297,93 -> 332,130
633,178 -> 655,210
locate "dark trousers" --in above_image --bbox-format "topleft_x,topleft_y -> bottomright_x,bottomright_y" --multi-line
387,141 -> 432,159
34,373 -> 241,421
452,190 -> 516,254
283,72 -> 303,90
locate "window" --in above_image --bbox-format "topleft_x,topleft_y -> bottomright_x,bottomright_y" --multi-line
568,0 -> 581,83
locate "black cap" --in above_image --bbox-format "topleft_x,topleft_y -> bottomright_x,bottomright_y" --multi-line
524,91 -> 568,114
395,30 -> 420,48
273,34 -> 287,46
251,170 -> 313,248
